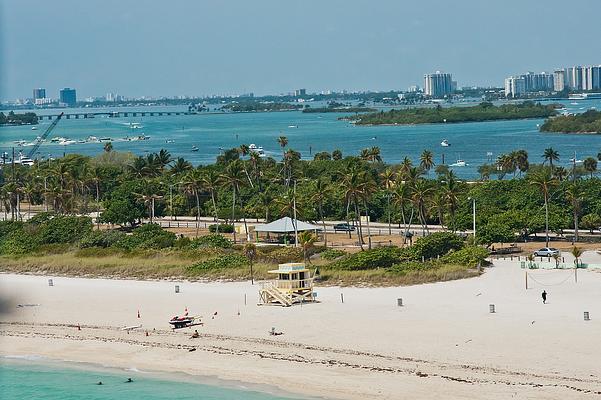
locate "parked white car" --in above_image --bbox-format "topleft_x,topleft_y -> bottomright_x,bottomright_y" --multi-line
533,247 -> 560,257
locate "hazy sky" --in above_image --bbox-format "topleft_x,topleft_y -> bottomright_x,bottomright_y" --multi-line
2,0 -> 601,100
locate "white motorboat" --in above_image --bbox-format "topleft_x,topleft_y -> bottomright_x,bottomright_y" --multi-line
14,153 -> 34,166
450,159 -> 467,167
14,140 -> 27,146
441,139 -> 450,147
87,136 -> 99,143
58,139 -> 77,145
569,158 -> 583,164
31,126 -> 37,130
249,143 -> 266,157
191,145 -> 199,152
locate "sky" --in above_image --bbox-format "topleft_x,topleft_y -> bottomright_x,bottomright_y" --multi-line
1,0 -> 601,101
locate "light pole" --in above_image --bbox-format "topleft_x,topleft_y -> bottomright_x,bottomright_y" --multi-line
468,197 -> 476,242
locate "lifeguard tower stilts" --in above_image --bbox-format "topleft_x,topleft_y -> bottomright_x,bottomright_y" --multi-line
259,263 -> 314,306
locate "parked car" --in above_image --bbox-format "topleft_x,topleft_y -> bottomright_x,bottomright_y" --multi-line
533,247 -> 560,257
333,223 -> 356,232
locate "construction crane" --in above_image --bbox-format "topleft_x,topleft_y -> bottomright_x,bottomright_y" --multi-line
26,112 -> 64,159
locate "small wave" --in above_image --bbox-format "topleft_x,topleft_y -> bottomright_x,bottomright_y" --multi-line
2,354 -> 45,361
125,367 -> 148,373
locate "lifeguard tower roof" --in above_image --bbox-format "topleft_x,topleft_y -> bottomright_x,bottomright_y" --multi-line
268,262 -> 308,274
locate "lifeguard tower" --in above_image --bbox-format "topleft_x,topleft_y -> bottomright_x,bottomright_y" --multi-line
259,263 -> 314,307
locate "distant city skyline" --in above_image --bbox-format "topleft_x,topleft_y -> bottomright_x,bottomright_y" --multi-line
1,0 -> 601,101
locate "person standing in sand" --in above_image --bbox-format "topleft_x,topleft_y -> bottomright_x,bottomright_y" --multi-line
542,290 -> 547,304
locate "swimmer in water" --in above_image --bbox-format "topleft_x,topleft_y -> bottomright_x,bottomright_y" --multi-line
126,378 -> 133,383
97,381 -> 103,385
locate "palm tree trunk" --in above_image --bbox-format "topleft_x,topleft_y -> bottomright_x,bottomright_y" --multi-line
238,190 -> 248,242
387,193 -> 391,235
320,203 -> 327,248
232,188 -> 237,244
345,198 -> 352,239
544,196 -> 550,247
574,208 -> 579,243
354,200 -> 364,250
195,192 -> 200,238
96,182 -> 100,229
211,190 -> 219,233
364,200 -> 372,250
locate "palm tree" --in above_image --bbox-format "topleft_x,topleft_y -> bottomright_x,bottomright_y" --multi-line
571,246 -> 583,282
542,148 -> 559,168
392,182 -> 413,240
565,183 -> 585,243
309,179 -> 331,247
529,169 -> 558,247
583,157 -> 597,178
399,157 -> 413,180
554,166 -> 569,182
134,182 -> 163,225
156,149 -> 173,171
368,147 -> 382,163
380,168 -> 396,235
341,166 -> 369,250
170,157 -> 192,175
201,169 -> 221,229
298,231 -> 317,264
182,169 -> 204,237
443,171 -> 460,230
514,150 -> 529,176
419,150 -> 435,173
277,136 -> 288,159
243,243 -> 257,285
103,142 -> 113,153
221,160 -> 247,243
411,179 -> 434,235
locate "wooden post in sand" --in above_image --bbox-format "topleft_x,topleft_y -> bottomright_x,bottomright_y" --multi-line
48,279 -> 53,287
525,271 -> 528,290
341,293 -> 344,303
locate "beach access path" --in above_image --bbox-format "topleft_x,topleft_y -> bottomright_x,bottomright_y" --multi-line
1,252 -> 600,399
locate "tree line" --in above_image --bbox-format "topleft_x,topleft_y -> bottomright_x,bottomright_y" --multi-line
1,139 -> 600,249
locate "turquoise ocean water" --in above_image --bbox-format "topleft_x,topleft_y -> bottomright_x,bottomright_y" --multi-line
0,357 -> 308,400
1,99 -> 600,178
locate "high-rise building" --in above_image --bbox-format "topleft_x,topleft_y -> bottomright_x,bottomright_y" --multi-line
566,66 -> 583,90
520,72 -> 554,92
553,70 -> 566,91
582,65 -> 601,91
59,88 -> 77,106
33,88 -> 46,100
293,89 -> 306,96
423,71 -> 454,98
504,76 -> 526,97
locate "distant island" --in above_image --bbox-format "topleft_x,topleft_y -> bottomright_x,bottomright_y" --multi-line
344,101 -> 558,125
220,102 -> 303,112
540,110 -> 601,134
0,111 -> 38,126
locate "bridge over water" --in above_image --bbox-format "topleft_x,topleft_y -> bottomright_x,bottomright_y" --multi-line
37,111 -> 200,120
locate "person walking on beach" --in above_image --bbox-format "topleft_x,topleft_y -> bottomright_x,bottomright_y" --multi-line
542,290 -> 547,304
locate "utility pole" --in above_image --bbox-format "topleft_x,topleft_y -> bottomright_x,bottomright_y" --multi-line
293,180 -> 298,248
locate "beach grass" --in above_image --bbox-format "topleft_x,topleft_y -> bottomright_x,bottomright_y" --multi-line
0,248 -> 479,286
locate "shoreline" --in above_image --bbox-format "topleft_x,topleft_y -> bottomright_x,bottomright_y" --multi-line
1,355 -> 314,399
2,256 -> 601,399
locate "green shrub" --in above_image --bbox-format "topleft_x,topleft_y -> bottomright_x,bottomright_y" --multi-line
190,234 -> 233,249
258,246 -> 304,264
36,215 -> 93,245
75,247 -> 120,258
116,223 -> 176,250
320,248 -> 346,260
187,254 -> 247,271
0,229 -> 38,255
442,246 -> 490,268
410,232 -> 464,260
329,247 -> 407,270
209,224 -> 234,233
79,230 -> 127,248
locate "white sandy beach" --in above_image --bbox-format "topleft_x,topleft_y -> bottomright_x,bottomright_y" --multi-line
1,252 -> 601,399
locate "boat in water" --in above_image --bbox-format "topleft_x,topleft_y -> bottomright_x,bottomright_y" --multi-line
191,145 -> 199,152
31,126 -> 37,130
249,143 -> 266,157
441,139 -> 450,147
450,159 -> 467,167
13,152 -> 35,166
99,137 -> 113,142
